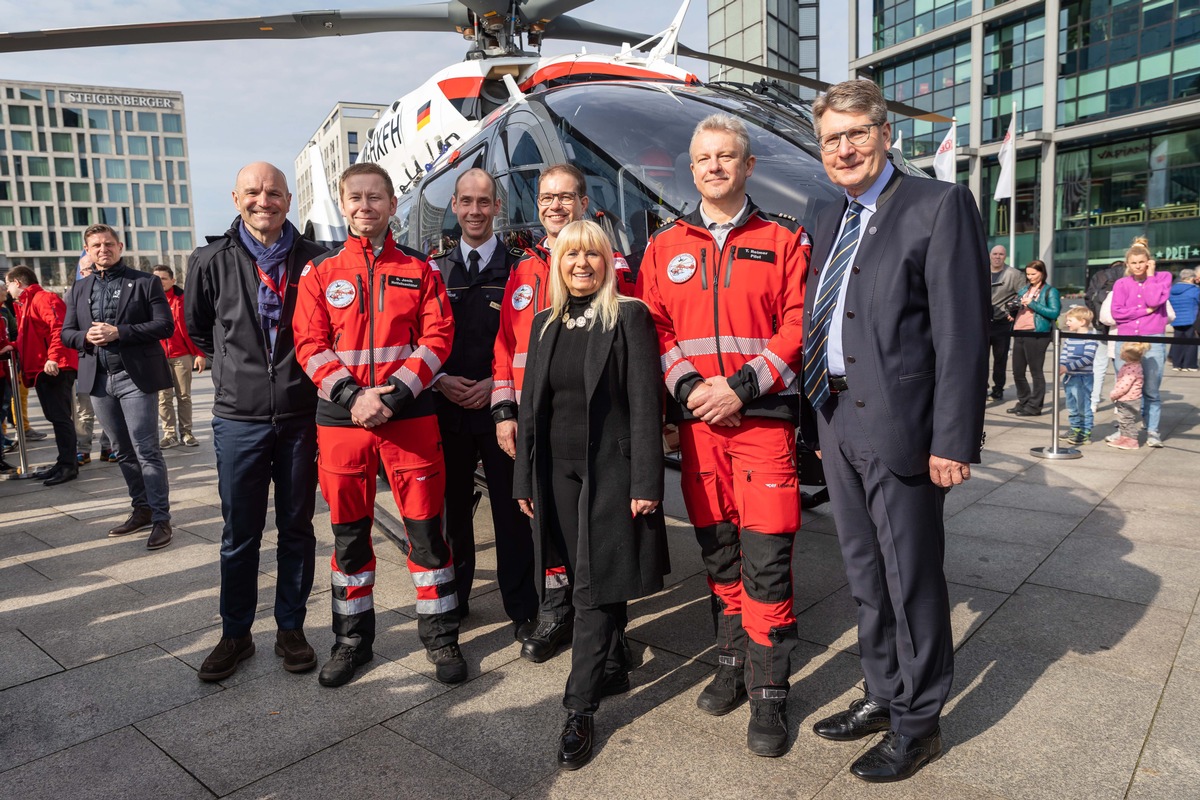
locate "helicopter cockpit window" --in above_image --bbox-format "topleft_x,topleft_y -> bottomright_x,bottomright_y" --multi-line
539,83 -> 841,263
415,146 -> 487,253
505,128 -> 545,168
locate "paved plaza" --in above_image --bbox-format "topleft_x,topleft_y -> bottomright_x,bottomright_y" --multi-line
1,368 -> 1198,799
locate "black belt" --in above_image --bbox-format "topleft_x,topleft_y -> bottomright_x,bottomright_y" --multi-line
829,375 -> 849,393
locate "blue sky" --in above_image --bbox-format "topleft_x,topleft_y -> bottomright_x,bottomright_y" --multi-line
0,1 -> 711,238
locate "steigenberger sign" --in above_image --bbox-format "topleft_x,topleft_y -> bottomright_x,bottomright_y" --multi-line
64,92 -> 174,109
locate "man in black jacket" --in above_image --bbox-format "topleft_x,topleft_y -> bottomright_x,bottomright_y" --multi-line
62,225 -> 175,547
186,162 -> 327,681
434,168 -> 538,639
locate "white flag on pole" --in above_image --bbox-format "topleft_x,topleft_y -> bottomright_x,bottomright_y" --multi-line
932,121 -> 957,182
994,114 -> 1016,201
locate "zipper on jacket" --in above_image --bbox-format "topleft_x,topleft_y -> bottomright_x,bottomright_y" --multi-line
713,240 -> 728,375
378,274 -> 386,313
533,275 -> 543,312
723,249 -> 735,288
359,237 -> 377,387
700,249 -> 708,291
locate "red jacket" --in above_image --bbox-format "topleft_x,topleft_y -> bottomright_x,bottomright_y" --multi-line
15,284 -> 78,386
640,201 -> 810,422
160,286 -> 202,359
490,237 -> 636,419
294,235 -> 454,427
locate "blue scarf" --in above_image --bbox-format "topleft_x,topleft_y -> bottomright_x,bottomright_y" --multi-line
238,221 -> 296,330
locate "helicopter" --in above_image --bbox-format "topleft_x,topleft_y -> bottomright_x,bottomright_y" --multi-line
0,0 -> 944,263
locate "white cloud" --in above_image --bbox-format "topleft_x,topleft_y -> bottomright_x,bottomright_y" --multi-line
0,1 -> 709,238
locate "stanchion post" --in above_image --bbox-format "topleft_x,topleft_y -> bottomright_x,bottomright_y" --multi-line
3,351 -> 37,479
1032,325 -> 1082,460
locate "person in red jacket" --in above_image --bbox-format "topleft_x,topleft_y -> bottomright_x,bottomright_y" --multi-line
640,114 -> 810,758
5,265 -> 80,485
294,162 -> 465,688
491,164 -> 636,664
153,265 -> 205,448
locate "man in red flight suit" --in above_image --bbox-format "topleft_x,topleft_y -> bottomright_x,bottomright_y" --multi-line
491,163 -> 635,664
294,162 -> 465,687
640,114 -> 810,758
153,265 -> 204,448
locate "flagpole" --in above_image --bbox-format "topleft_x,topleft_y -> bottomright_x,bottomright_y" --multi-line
1009,100 -> 1016,267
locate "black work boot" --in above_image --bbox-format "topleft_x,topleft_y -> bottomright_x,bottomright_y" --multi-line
696,654 -> 747,715
747,687 -> 789,757
521,616 -> 573,663
426,643 -> 468,684
318,643 -> 373,687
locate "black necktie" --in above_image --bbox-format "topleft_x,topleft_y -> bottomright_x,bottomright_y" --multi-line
467,250 -> 480,283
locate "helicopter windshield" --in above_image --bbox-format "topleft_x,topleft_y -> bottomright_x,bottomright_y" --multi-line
538,82 -> 843,262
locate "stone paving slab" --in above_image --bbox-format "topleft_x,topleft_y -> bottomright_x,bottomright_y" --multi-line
971,583 -> 1186,684
1071,504 -> 1200,550
935,641 -> 1163,800
0,629 -> 62,690
223,724 -> 508,800
136,657 -> 448,797
0,727 -> 214,800
0,645 -> 220,773
1126,666 -> 1200,800
1027,534 -> 1200,612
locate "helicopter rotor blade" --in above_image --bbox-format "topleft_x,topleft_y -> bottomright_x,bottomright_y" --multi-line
543,15 -> 950,122
0,3 -> 467,53
522,1 -> 594,22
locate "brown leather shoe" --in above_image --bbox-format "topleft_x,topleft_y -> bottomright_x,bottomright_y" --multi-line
146,521 -> 172,550
108,507 -> 152,537
198,635 -> 255,681
274,628 -> 317,672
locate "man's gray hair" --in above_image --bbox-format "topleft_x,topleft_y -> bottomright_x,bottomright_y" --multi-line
690,114 -> 752,161
812,80 -> 889,136
1180,268 -> 1196,281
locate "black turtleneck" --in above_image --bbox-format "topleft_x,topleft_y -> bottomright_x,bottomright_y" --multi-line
547,293 -> 596,459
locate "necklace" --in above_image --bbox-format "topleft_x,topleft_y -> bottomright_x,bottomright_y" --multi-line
561,304 -> 596,329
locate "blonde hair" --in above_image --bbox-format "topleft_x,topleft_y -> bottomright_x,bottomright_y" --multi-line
1063,306 -> 1093,327
1121,342 -> 1149,362
1125,242 -> 1153,276
540,220 -> 637,337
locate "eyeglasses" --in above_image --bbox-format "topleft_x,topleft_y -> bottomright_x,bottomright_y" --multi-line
819,124 -> 880,153
536,191 -> 579,207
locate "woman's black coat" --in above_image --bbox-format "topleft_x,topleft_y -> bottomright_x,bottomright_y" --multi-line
512,299 -> 670,606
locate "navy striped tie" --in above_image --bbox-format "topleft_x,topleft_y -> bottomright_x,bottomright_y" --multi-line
803,201 -> 864,410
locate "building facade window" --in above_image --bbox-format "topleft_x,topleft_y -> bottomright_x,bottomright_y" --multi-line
8,105 -> 31,125
873,0 -> 971,51
982,14 -> 1046,142
878,37 -> 971,157
1058,0 -> 1200,126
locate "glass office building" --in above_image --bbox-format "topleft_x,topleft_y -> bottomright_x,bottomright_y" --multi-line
709,0 -> 824,96
859,0 -> 1200,290
0,79 -> 195,287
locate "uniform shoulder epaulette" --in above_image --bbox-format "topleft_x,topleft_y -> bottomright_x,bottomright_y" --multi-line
510,246 -> 527,259
765,211 -> 801,232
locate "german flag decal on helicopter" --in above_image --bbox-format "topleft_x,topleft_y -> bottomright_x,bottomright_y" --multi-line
416,101 -> 432,131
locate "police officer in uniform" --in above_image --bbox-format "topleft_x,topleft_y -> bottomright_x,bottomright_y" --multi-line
434,167 -> 538,639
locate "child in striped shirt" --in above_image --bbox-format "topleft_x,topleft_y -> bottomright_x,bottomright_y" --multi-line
1059,306 -> 1099,445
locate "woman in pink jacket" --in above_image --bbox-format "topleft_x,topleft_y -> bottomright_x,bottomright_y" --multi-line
1109,240 -> 1171,446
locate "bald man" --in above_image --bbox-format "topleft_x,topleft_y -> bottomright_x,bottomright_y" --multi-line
186,162 -> 329,682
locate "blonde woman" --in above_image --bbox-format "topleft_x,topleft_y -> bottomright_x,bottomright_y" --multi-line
1110,240 -> 1171,446
513,220 -> 669,770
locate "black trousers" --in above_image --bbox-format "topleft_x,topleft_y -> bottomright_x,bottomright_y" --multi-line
988,319 -> 1013,394
1012,333 -> 1052,414
549,456 -> 627,714
442,426 -> 538,624
817,392 -> 953,738
34,369 -> 77,468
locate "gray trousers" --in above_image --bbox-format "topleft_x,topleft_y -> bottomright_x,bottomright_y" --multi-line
91,369 -> 171,523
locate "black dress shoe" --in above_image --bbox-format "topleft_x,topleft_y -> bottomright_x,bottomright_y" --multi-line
989,390 -> 1004,400
813,696 -> 891,741
1005,406 -> 1021,414
513,619 -> 538,643
556,711 -> 594,770
275,628 -> 318,672
43,464 -> 78,486
1015,409 -> 1041,416
145,521 -> 172,550
850,728 -> 943,783
521,618 -> 573,663
198,635 -> 255,681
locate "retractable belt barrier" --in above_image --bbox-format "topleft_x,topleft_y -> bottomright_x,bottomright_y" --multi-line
1,350 -> 35,480
1007,327 -> 1198,459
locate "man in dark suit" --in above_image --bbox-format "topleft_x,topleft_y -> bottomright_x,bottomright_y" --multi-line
62,224 -> 175,549
802,80 -> 988,782
434,167 -> 538,639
